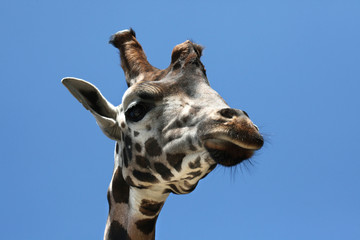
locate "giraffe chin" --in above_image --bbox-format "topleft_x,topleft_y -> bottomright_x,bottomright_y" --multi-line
204,139 -> 254,166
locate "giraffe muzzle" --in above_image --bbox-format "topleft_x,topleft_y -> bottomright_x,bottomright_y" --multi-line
203,135 -> 263,166
199,113 -> 264,166
204,139 -> 255,166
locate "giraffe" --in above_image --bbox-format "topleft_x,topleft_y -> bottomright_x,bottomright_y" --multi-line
62,29 -> 264,240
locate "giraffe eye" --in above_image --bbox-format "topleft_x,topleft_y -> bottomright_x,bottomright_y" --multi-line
125,103 -> 151,122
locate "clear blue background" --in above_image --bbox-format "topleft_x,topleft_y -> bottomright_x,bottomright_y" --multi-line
1,1 -> 359,239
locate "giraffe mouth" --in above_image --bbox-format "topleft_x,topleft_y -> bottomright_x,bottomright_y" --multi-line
203,139 -> 255,166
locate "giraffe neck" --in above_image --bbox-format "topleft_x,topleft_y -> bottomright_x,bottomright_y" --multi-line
104,167 -> 169,240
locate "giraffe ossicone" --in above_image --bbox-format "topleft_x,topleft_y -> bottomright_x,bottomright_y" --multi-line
62,29 -> 264,240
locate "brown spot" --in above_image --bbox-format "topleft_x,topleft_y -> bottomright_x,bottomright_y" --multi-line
187,170 -> 202,178
133,170 -> 159,183
189,156 -> 201,169
108,221 -> 130,240
107,190 -> 111,213
135,217 -> 158,235
111,168 -> 129,204
168,184 -> 181,194
187,136 -> 197,151
154,163 -> 174,181
125,176 -> 135,187
145,138 -> 162,156
136,156 -> 150,168
182,115 -> 189,123
126,175 -> 147,189
121,122 -> 126,128
146,125 -> 151,131
135,143 -> 142,153
162,188 -> 172,194
166,135 -> 175,142
175,120 -> 182,128
139,199 -> 164,216
172,61 -> 181,71
166,153 -> 185,172
122,147 -> 129,167
198,139 -> 203,147
134,131 -> 140,137
115,143 -> 119,154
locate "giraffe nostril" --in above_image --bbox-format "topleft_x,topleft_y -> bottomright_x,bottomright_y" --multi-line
219,108 -> 240,119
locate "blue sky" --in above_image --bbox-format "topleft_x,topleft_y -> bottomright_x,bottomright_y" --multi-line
1,1 -> 359,239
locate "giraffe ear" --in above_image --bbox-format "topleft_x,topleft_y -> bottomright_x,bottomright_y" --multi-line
62,77 -> 122,140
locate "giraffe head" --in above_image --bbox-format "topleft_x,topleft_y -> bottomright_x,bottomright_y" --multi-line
62,29 -> 263,195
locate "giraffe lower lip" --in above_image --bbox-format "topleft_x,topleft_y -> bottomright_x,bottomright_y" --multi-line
204,139 -> 254,166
